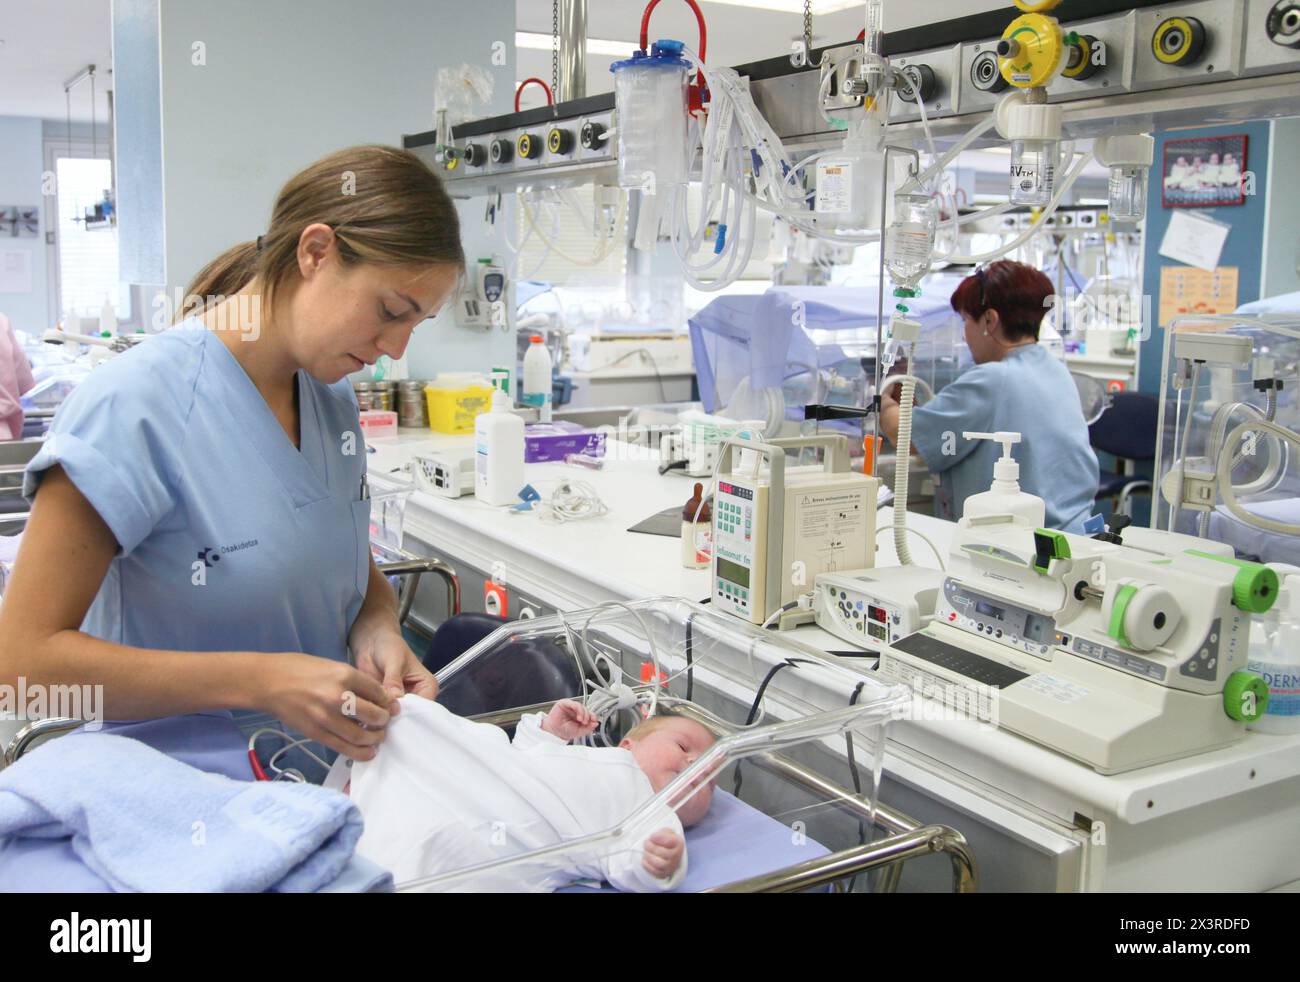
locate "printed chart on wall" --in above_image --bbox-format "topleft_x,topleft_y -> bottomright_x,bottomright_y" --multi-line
1157,266 -> 1239,327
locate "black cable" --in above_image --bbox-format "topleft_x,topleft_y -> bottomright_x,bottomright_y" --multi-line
763,599 -> 801,630
685,615 -> 695,702
845,680 -> 868,894
732,658 -> 813,797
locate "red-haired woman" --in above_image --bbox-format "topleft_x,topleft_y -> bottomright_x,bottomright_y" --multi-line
879,260 -> 1099,532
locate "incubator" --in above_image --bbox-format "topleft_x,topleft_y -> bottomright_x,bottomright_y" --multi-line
376,598 -> 977,893
688,279 -> 967,442
1154,314 -> 1300,566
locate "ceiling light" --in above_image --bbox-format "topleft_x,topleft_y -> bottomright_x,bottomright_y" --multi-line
698,0 -> 861,13
516,32 -> 634,58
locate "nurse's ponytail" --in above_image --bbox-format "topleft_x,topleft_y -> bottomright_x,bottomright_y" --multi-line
186,240 -> 261,311
181,144 -> 465,319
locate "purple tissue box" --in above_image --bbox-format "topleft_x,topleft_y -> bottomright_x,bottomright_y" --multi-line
524,421 -> 607,463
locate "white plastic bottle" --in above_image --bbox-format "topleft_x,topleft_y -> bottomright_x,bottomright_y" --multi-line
522,334 -> 554,423
815,114 -> 887,230
475,389 -> 525,506
958,431 -> 1046,528
1247,573 -> 1300,734
98,296 -> 116,335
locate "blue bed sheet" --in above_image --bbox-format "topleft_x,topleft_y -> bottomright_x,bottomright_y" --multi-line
558,788 -> 832,893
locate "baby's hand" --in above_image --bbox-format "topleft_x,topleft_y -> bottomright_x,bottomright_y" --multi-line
541,699 -> 599,741
642,829 -> 684,880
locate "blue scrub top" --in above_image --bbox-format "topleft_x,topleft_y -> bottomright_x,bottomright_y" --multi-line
23,322 -> 371,663
909,344 -> 1100,533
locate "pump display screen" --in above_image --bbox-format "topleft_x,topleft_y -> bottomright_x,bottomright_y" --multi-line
717,558 -> 750,588
1024,613 -> 1055,644
976,601 -> 1005,620
868,605 -> 888,623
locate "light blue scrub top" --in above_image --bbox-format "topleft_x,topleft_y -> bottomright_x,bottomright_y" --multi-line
23,323 -> 371,664
909,344 -> 1100,534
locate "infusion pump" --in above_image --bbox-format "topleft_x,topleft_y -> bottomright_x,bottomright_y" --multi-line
711,435 -> 877,627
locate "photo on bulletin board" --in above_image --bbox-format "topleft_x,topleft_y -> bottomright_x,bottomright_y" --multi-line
0,206 -> 39,238
1161,135 -> 1248,208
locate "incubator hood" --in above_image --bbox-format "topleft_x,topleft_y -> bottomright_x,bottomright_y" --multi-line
388,598 -> 910,892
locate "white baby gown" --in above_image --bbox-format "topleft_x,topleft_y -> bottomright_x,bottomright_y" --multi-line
349,696 -> 686,892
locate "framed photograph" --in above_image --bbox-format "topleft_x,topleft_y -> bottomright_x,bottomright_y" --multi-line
1161,135 -> 1248,208
0,206 -> 40,237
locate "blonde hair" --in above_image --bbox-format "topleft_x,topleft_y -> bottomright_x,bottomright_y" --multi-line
182,144 -> 465,318
623,715 -> 714,744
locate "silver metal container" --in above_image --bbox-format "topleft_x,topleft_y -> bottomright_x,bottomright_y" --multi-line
353,380 -> 396,412
398,379 -> 429,428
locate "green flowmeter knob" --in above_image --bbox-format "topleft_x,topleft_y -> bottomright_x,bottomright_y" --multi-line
1186,550 -> 1279,614
1233,565 -> 1279,614
1223,671 -> 1269,723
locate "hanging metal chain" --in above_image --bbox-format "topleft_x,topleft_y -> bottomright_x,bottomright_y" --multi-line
552,0 -> 560,98
803,0 -> 813,63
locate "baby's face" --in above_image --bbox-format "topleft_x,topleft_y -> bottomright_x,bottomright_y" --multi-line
623,718 -> 717,827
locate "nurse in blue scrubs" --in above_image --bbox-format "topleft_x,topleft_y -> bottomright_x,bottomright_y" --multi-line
0,145 -> 464,765
879,260 -> 1100,533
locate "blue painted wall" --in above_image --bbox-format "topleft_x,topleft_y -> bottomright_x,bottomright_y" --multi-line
1139,120 -> 1271,394
0,117 -> 49,335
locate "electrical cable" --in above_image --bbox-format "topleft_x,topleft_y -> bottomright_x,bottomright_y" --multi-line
845,679 -> 868,893
732,657 -> 815,796
520,191 -> 619,267
538,479 -> 610,523
760,598 -> 804,630
248,728 -> 331,782
600,346 -> 669,403
933,151 -> 1096,265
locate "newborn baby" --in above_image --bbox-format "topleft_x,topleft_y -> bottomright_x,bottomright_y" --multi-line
347,696 -> 717,892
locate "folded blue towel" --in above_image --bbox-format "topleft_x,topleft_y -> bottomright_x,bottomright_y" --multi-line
0,732 -> 363,892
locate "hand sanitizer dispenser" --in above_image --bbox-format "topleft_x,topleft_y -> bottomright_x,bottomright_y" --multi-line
959,431 -> 1046,528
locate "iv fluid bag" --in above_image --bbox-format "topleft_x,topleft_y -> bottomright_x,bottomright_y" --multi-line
886,194 -> 937,288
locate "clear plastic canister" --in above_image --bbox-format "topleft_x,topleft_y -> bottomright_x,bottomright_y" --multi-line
1107,165 -> 1148,223
1009,140 -> 1058,206
611,42 -> 691,190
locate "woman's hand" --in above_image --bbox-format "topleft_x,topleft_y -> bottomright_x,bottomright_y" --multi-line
878,388 -> 901,447
257,653 -> 394,760
352,624 -> 439,710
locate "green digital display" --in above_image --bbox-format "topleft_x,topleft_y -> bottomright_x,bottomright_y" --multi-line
717,557 -> 750,589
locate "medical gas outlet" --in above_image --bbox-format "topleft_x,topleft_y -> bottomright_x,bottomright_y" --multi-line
996,3 -> 1067,207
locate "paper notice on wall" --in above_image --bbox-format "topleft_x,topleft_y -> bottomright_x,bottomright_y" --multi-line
1158,266 -> 1239,327
1158,209 -> 1231,271
0,250 -> 33,294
